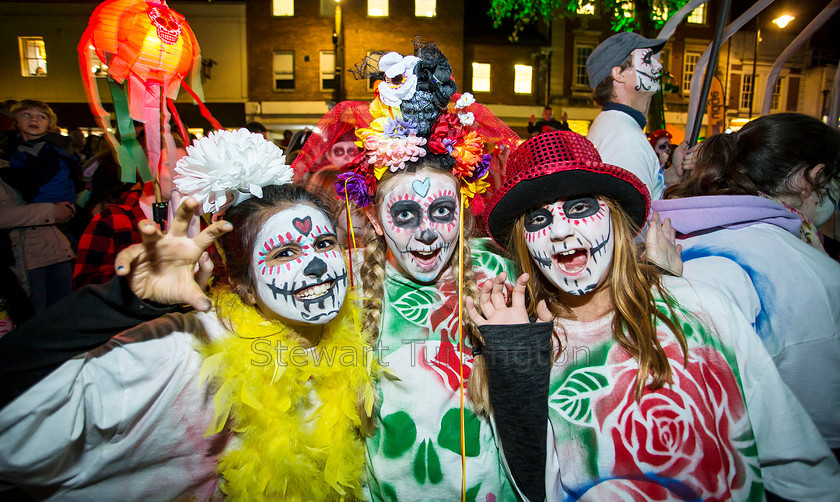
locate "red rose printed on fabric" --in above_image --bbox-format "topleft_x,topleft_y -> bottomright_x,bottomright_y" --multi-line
592,341 -> 755,502
419,339 -> 474,393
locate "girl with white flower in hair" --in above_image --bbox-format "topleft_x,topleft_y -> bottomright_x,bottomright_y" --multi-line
329,40 -> 521,501
0,129 -> 379,501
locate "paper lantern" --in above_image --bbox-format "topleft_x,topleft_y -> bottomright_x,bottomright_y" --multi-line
78,0 -> 220,192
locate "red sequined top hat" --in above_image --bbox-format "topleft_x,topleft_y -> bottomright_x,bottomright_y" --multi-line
485,130 -> 651,247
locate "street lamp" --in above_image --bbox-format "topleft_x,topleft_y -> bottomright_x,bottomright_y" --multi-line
333,0 -> 344,104
772,15 -> 795,28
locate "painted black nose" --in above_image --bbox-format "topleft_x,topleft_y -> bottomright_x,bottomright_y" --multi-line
304,257 -> 327,277
417,229 -> 438,245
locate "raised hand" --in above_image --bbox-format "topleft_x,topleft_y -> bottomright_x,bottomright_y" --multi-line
644,211 -> 683,277
466,272 -> 554,326
114,198 -> 232,311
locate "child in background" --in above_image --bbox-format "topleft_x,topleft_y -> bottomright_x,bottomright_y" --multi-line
0,100 -> 78,209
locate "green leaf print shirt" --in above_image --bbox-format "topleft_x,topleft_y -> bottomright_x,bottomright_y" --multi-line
365,239 -> 518,502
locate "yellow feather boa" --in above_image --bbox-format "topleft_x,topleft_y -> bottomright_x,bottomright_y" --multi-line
198,289 -> 377,501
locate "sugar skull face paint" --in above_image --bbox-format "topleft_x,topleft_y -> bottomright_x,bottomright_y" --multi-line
632,48 -> 662,93
377,170 -> 460,283
523,196 -> 614,295
251,205 -> 348,324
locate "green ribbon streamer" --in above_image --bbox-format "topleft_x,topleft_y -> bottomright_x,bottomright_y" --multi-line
109,78 -> 152,183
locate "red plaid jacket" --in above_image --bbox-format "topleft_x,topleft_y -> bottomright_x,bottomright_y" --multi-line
72,190 -> 146,290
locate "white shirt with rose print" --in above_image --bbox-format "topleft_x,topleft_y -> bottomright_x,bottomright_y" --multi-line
543,277 -> 840,502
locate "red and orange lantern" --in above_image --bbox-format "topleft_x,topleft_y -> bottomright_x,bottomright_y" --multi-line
79,0 -> 219,187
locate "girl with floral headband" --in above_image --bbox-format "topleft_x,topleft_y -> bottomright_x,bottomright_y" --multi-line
0,129 -> 378,500
329,41 -> 520,500
469,130 -> 840,501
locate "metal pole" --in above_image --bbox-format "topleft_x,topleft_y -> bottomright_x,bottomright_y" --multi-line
750,16 -> 758,120
689,0 -> 732,146
333,1 -> 344,104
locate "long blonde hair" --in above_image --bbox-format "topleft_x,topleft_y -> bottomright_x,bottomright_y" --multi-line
507,198 -> 688,401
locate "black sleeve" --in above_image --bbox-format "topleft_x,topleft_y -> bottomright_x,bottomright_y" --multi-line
0,276 -> 177,408
479,321 -> 553,502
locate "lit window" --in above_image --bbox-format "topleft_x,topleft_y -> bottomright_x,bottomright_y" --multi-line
272,0 -> 293,16
416,0 -> 435,17
273,51 -> 294,91
687,4 -> 706,24
575,45 -> 594,87
368,0 -> 388,17
87,46 -> 108,78
771,77 -> 783,110
682,52 -> 700,94
577,1 -> 595,15
652,0 -> 668,21
321,51 -> 336,91
472,62 -> 491,93
19,37 -> 47,77
320,0 -> 336,17
514,65 -> 532,94
740,74 -> 753,110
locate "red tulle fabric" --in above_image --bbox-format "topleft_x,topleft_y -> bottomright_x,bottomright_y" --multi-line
291,101 -> 373,179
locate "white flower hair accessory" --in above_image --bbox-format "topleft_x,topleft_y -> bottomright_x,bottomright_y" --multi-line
174,128 -> 293,213
377,52 -> 420,108
455,92 -> 476,126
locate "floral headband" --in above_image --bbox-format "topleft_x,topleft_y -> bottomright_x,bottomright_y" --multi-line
174,128 -> 293,214
335,47 -> 493,208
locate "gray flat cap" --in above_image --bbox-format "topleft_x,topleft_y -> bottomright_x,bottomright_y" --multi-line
586,32 -> 666,89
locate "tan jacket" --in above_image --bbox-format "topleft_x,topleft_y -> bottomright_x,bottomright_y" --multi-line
0,177 -> 75,283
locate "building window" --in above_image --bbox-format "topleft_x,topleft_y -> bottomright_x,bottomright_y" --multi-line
320,0 -> 336,17
740,74 -> 753,110
19,37 -> 47,77
320,51 -> 336,91
472,62 -> 491,92
682,52 -> 700,94
514,65 -> 532,94
577,1 -> 595,15
771,77 -> 783,110
272,0 -> 293,16
415,0 -> 435,17
273,51 -> 294,91
687,4 -> 706,24
368,0 -> 388,17
574,45 -> 594,87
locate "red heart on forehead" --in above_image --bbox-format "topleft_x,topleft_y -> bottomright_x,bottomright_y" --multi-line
293,216 -> 312,236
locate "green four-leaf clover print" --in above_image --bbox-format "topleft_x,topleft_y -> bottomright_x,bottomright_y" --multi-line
380,408 -> 482,486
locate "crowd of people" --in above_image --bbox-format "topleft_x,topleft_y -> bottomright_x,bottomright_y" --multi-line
0,31 -> 839,502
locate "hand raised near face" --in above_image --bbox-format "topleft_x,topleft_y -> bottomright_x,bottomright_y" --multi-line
643,211 -> 683,277
114,198 -> 232,311
466,271 -> 554,326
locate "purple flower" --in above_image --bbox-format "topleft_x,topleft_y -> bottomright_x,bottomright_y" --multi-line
335,171 -> 373,207
383,117 -> 418,138
465,154 -> 492,183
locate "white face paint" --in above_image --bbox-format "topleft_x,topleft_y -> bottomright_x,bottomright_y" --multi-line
251,205 -> 348,324
812,180 -> 840,227
632,48 -> 662,93
523,197 -> 614,296
377,170 -> 460,283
